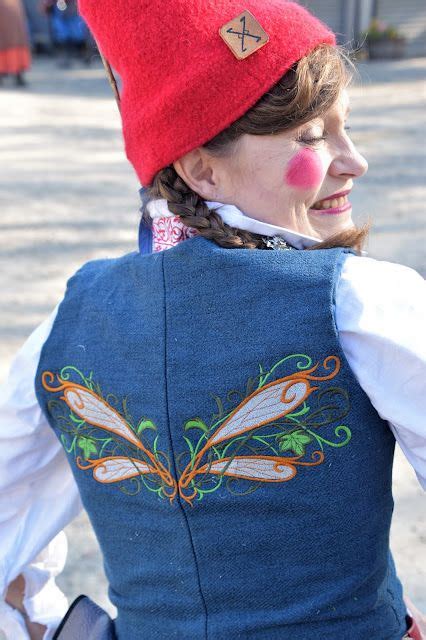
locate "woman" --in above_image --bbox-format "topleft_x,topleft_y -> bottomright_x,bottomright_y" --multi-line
1,1 -> 425,638
0,0 -> 30,85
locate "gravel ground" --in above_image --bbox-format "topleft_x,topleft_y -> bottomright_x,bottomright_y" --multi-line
0,56 -> 425,617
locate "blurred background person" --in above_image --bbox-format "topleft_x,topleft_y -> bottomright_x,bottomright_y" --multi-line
22,0 -> 50,53
0,0 -> 31,86
42,0 -> 89,68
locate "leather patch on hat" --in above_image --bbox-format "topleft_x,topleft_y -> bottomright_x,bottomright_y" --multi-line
219,10 -> 269,60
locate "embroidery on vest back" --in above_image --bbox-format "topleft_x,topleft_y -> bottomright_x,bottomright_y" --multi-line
42,354 -> 351,506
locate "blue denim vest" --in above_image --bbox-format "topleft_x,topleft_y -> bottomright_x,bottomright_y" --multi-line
36,237 -> 407,639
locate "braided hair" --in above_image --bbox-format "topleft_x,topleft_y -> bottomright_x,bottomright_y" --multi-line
145,166 -> 264,249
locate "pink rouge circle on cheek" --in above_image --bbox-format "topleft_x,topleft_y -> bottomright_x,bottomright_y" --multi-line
284,148 -> 323,190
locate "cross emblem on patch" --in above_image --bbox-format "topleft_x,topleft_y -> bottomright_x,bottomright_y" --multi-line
219,10 -> 269,60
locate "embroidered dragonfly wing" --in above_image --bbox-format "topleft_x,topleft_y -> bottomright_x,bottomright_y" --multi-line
41,374 -> 177,493
197,456 -> 297,482
209,378 -> 312,445
88,457 -> 153,483
63,387 -> 142,448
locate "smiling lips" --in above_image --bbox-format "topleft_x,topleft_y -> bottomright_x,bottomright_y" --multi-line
311,194 -> 348,210
310,190 -> 352,214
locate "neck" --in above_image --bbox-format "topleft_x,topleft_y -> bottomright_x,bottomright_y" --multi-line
141,196 -> 321,253
205,201 -> 319,249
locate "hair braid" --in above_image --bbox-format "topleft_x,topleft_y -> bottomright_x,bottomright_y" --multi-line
142,166 -> 266,250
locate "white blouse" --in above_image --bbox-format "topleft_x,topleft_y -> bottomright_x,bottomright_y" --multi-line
0,242 -> 425,639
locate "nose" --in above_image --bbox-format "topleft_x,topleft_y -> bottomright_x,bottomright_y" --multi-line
328,139 -> 368,180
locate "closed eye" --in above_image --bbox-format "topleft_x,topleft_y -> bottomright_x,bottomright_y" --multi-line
299,125 -> 352,145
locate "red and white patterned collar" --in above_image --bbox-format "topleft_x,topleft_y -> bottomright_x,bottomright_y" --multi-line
151,214 -> 198,252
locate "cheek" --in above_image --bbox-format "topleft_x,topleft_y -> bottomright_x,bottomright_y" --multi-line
284,148 -> 323,190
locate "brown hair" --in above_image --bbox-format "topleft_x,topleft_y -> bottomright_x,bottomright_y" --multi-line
141,44 -> 369,253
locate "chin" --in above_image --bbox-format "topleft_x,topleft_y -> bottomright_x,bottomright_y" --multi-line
314,215 -> 355,241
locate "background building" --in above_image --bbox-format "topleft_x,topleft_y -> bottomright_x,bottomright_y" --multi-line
300,0 -> 426,57
21,0 -> 426,58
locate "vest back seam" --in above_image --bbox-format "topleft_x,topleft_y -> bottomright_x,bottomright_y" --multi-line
161,252 -> 209,640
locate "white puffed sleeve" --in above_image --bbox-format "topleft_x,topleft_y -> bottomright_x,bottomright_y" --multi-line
335,254 -> 426,489
0,309 -> 82,640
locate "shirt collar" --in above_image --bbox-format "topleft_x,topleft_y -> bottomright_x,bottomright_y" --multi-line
139,194 -> 321,253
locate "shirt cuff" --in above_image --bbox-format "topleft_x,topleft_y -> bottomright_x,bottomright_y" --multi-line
0,599 -> 30,640
0,586 -> 66,640
23,532 -> 68,638
0,533 -> 69,640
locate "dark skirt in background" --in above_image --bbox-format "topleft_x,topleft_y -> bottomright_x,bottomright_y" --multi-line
0,0 -> 31,74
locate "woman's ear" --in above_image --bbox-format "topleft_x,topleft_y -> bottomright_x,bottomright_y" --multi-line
173,148 -> 219,200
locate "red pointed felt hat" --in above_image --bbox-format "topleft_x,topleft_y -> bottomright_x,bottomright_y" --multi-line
78,0 -> 336,186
